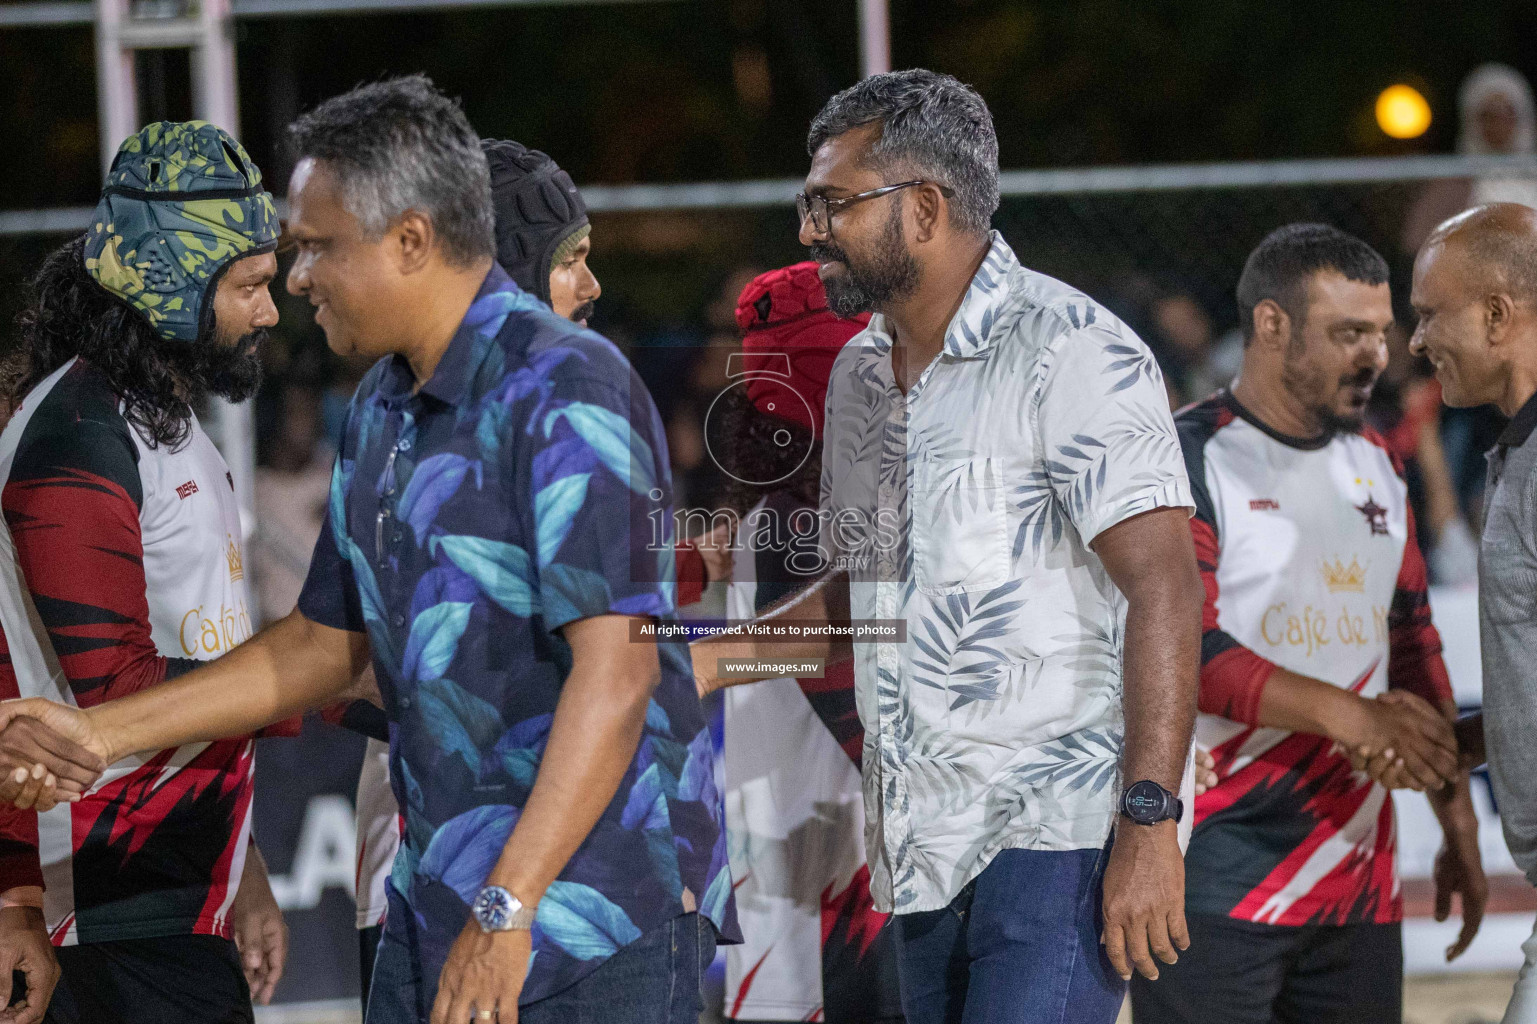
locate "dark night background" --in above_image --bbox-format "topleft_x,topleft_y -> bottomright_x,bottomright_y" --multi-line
4,0 -> 1537,338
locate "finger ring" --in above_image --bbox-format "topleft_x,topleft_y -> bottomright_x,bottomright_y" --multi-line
474,1012 -> 494,1021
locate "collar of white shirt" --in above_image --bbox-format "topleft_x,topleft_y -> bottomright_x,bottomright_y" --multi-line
863,230 -> 1019,361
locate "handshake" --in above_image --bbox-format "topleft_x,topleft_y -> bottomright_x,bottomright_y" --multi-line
0,699 -> 110,811
1340,689 -> 1469,792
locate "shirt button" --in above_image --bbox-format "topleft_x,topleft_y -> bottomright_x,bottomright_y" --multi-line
397,438 -> 412,452
393,613 -> 406,628
393,530 -> 403,544
398,696 -> 412,709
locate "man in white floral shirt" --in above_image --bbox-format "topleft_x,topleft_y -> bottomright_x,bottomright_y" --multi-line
694,69 -> 1204,1024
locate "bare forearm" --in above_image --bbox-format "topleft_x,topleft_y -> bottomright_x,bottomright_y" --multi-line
485,651 -> 656,902
1120,581 -> 1202,791
1255,669 -> 1370,745
89,610 -> 364,761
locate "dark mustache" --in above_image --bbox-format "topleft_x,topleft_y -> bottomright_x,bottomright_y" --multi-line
569,300 -> 597,325
809,243 -> 846,265
1342,368 -> 1378,388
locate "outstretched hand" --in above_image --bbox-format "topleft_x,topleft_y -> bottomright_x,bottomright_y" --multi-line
0,700 -> 108,810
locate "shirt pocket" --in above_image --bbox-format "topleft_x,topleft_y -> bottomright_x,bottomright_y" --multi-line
911,456 -> 1011,594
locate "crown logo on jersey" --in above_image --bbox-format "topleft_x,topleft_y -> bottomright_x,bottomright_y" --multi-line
1321,555 -> 1367,593
227,535 -> 244,583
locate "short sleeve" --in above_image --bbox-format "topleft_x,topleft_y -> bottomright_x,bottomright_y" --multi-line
1037,324 -> 1195,546
522,375 -> 677,631
296,460 -> 365,633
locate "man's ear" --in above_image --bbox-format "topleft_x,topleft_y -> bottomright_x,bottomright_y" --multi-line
1250,299 -> 1291,353
910,183 -> 945,245
391,210 -> 435,275
1486,291 -> 1519,348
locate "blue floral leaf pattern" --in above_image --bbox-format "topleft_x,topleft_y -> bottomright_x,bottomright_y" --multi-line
535,881 -> 642,961
417,677 -> 504,774
402,601 -> 473,683
534,472 -> 591,567
541,401 -> 657,496
540,563 -> 613,626
430,535 -> 539,617
418,803 -> 520,904
699,864 -> 732,924
399,453 -> 480,546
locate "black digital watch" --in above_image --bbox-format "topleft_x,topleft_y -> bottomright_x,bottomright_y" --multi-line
1120,779 -> 1183,826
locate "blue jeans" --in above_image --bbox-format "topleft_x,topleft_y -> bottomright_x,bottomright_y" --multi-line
893,845 -> 1125,1024
366,912 -> 715,1024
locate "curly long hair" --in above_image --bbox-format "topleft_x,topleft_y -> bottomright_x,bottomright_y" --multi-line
4,236 -> 255,449
714,386 -> 823,518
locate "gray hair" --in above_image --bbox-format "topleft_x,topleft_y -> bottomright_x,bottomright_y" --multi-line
287,74 -> 494,266
807,69 -> 999,234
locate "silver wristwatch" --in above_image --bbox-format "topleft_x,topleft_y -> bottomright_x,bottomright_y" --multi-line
471,885 -> 537,933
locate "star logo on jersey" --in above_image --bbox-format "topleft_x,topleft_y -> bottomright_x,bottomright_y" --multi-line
1355,494 -> 1389,536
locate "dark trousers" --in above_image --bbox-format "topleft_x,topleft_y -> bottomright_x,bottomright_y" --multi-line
360,924 -> 384,1018
891,845 -> 1125,1024
1128,913 -> 1402,1024
44,934 -> 254,1024
367,912 -> 714,1024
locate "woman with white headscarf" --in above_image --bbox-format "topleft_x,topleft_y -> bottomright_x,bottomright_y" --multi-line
1403,62 -> 1537,250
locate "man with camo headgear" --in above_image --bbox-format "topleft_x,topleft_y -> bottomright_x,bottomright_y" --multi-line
0,120 -> 292,1023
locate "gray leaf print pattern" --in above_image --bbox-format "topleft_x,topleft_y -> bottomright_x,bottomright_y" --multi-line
1007,727 -> 1123,797
1011,468 -> 1065,559
1053,612 -> 1123,696
1103,341 -> 1160,394
911,579 -> 1028,711
908,734 -> 988,814
1109,404 -> 1184,470
1044,435 -> 1108,528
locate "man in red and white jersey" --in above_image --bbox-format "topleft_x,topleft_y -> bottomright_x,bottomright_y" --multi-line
0,122 -> 293,1024
711,263 -> 902,1024
1130,223 -> 1487,1024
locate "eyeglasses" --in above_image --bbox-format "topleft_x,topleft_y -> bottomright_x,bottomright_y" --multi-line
795,180 -> 955,235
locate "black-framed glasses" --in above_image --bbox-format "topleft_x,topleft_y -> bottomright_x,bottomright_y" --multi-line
795,180 -> 955,235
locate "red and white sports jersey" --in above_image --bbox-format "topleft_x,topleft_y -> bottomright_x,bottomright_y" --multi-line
1178,391 -> 1451,927
722,496 -> 902,1023
354,738 -> 399,930
0,358 -> 271,945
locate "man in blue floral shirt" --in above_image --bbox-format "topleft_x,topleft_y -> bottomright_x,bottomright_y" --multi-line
0,76 -> 737,1024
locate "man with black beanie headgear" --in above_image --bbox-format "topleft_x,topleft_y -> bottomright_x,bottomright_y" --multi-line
481,138 -> 600,326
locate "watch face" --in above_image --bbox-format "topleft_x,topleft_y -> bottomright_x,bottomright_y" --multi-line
1123,781 -> 1168,824
474,886 -> 514,930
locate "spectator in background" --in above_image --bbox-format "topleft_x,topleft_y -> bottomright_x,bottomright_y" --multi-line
253,376 -> 334,625
1147,290 -> 1221,406
665,266 -> 761,511
1404,64 -> 1537,252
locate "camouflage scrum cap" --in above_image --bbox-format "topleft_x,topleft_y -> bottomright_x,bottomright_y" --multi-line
83,121 -> 280,344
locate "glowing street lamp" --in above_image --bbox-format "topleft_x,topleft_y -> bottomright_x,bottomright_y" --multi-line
1376,84 -> 1432,139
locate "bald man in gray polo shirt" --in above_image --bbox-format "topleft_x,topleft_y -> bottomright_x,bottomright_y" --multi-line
1410,202 -> 1537,1023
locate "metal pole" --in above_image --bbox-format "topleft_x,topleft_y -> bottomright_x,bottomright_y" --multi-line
185,0 -> 259,546
190,0 -> 240,133
93,0 -> 137,175
858,0 -> 888,78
